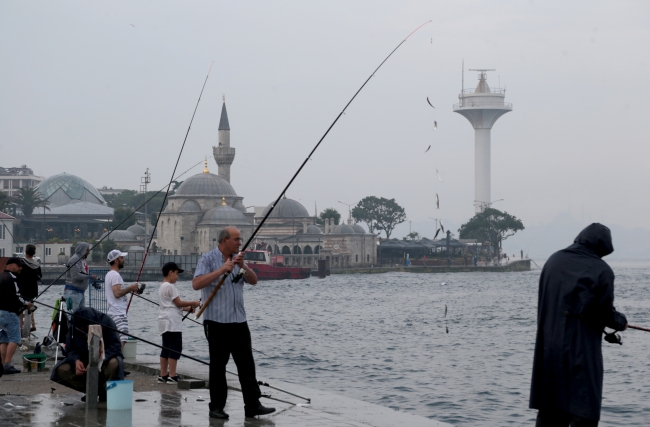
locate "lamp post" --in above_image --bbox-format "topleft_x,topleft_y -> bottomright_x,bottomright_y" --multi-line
428,217 -> 440,237
338,201 -> 355,225
141,168 -> 151,234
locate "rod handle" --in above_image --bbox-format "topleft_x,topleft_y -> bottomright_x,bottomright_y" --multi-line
194,274 -> 228,319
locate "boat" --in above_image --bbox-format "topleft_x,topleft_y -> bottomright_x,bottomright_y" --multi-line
244,250 -> 311,280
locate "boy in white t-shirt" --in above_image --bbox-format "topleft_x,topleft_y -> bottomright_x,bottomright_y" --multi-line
158,262 -> 200,384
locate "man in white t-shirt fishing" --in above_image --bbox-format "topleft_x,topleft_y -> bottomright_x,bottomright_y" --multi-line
104,250 -> 140,349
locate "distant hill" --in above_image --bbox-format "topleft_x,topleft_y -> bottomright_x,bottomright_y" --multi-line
503,213 -> 650,260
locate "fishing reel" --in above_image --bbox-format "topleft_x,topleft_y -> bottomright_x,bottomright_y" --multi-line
604,330 -> 622,345
91,279 -> 104,290
137,283 -> 146,295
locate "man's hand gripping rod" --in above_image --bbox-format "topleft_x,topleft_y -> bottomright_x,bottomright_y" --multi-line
194,254 -> 238,319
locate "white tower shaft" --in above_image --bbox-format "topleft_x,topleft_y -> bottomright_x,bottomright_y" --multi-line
475,128 -> 491,211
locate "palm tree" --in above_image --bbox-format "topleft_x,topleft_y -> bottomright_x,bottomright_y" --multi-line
13,187 -> 50,218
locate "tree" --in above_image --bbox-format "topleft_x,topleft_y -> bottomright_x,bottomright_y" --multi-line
316,208 -> 340,225
352,196 -> 406,238
458,208 -> 524,256
406,231 -> 420,240
0,190 -> 10,212
110,207 -> 137,230
13,187 -> 50,218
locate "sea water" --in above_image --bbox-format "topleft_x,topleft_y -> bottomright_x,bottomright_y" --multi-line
36,260 -> 650,426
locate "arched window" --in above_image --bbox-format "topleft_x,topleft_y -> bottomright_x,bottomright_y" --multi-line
293,245 -> 302,255
315,245 -> 321,254
282,245 -> 291,254
367,254 -> 370,262
303,245 -> 313,254
356,254 -> 358,263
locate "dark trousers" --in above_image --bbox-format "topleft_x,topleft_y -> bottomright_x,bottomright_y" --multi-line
204,320 -> 261,411
55,357 -> 120,398
536,410 -> 599,427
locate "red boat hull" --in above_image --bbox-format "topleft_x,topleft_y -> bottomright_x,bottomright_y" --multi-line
248,263 -> 311,280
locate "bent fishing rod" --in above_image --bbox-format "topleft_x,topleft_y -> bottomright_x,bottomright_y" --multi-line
34,159 -> 204,301
36,299 -> 310,404
195,20 -> 431,319
126,63 -> 214,314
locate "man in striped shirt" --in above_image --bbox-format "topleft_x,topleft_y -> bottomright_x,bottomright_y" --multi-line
192,226 -> 274,420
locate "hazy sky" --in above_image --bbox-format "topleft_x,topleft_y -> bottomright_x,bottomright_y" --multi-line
1,1 -> 649,236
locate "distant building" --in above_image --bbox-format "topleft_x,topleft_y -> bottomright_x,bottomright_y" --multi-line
97,186 -> 130,196
0,212 -> 15,257
0,165 -> 44,198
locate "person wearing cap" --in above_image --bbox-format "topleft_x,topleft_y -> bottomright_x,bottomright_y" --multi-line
192,226 -> 274,420
157,262 -> 200,384
0,257 -> 31,374
104,250 -> 139,349
64,242 -> 97,314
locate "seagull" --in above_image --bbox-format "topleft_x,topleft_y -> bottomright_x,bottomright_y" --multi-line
444,304 -> 448,317
436,169 -> 443,182
434,228 -> 441,239
130,24 -> 135,27
440,221 -> 445,233
424,145 -> 431,153
436,193 -> 439,209
434,121 -> 437,131
427,97 -> 435,109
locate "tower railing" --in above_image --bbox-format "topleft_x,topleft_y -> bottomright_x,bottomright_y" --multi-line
461,88 -> 506,95
454,102 -> 513,109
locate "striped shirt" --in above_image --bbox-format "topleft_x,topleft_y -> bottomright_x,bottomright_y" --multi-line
193,248 -> 247,323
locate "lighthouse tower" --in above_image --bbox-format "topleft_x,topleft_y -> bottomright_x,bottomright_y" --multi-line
212,96 -> 235,183
453,69 -> 512,212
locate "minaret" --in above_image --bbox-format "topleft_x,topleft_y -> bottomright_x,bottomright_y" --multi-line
212,95 -> 235,183
453,69 -> 512,213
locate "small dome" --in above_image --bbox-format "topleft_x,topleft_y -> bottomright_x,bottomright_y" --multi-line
37,173 -> 106,207
179,200 -> 202,212
306,225 -> 323,234
261,197 -> 309,218
351,224 -> 366,234
232,200 -> 247,213
126,224 -> 146,236
99,229 -> 137,242
175,173 -> 237,197
200,205 -> 249,226
332,224 -> 355,234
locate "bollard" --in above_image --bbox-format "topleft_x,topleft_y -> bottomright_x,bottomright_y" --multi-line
85,325 -> 101,409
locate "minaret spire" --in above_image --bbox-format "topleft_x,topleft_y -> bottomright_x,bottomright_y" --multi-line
213,96 -> 235,182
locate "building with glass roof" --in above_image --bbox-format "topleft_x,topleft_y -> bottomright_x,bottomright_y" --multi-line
18,172 -> 114,241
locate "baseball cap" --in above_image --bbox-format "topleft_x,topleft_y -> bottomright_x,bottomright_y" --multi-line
162,262 -> 184,276
107,249 -> 128,263
6,257 -> 24,267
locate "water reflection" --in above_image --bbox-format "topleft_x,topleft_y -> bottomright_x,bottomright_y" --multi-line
159,392 -> 182,425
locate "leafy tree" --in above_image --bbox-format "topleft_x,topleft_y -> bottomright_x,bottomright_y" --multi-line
0,190 -> 10,212
13,187 -> 50,218
316,208 -> 340,225
458,208 -> 524,256
352,196 -> 406,238
406,231 -> 420,240
100,238 -> 117,258
110,207 -> 137,230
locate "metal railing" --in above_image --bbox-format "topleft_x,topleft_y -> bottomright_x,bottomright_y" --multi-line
462,88 -> 506,95
87,268 -> 110,313
453,102 -> 513,109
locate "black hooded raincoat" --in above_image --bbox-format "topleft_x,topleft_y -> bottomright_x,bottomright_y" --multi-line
529,223 -> 627,420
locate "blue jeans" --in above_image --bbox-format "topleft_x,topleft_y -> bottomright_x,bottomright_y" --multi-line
63,288 -> 85,319
0,310 -> 21,344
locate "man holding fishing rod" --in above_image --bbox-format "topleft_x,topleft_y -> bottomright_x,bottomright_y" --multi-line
530,223 -> 627,426
192,226 -> 275,420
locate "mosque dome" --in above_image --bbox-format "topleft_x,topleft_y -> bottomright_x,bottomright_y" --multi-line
261,197 -> 309,218
99,229 -> 137,242
351,224 -> 366,234
200,205 -> 249,226
332,224 -> 355,234
37,173 -> 107,207
175,172 -> 237,197
306,225 -> 323,234
179,200 -> 202,212
232,200 -> 247,213
126,224 -> 146,236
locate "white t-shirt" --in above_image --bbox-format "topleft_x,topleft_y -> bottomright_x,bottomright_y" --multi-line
105,270 -> 128,317
158,281 -> 182,334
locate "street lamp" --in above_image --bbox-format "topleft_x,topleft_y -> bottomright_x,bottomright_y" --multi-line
474,198 -> 504,212
338,201 -> 355,225
428,217 -> 440,237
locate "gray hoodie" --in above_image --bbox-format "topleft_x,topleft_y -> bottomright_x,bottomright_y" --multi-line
65,242 -> 91,291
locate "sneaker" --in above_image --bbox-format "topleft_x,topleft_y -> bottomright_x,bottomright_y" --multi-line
157,375 -> 169,383
3,365 -> 21,375
124,370 -> 131,376
166,375 -> 179,384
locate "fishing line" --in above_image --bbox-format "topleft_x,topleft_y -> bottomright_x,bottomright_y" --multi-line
33,159 -> 204,301
35,299 -> 311,403
196,21 -> 432,312
127,63 -> 214,314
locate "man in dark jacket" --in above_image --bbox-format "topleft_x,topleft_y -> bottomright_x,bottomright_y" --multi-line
18,244 -> 41,336
0,258 -> 30,374
51,306 -> 124,401
530,223 -> 627,426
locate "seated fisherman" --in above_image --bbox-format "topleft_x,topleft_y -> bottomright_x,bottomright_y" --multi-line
51,306 -> 124,401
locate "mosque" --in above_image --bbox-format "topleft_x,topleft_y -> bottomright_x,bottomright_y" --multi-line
155,99 -> 378,269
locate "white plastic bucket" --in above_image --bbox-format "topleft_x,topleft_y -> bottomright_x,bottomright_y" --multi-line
106,380 -> 133,410
123,340 -> 137,358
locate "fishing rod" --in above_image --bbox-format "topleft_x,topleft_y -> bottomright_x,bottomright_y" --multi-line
34,159 -> 204,301
628,325 -> 650,333
35,299 -> 311,403
126,63 -> 214,314
194,20 -> 431,319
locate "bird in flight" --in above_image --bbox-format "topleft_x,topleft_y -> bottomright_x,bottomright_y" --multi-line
427,97 -> 435,109
434,121 -> 437,131
424,145 -> 431,153
436,169 -> 443,182
436,193 -> 440,209
130,23 -> 135,27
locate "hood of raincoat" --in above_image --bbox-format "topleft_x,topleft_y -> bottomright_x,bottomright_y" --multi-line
74,242 -> 91,257
573,223 -> 613,258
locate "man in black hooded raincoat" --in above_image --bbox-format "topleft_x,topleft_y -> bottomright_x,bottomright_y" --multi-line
530,223 -> 627,426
